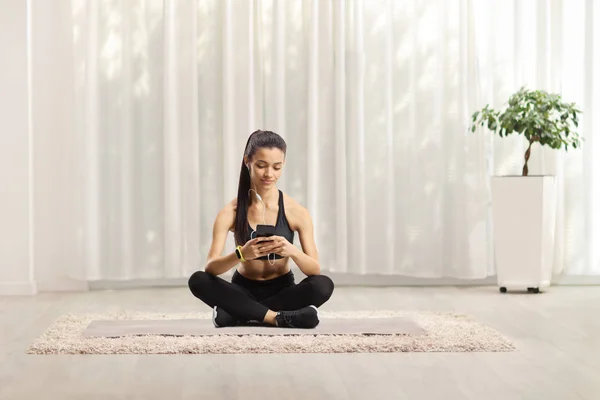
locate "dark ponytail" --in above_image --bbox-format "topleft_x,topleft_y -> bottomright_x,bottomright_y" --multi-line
234,130 -> 287,246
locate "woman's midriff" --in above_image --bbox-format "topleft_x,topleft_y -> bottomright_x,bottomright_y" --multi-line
237,257 -> 291,280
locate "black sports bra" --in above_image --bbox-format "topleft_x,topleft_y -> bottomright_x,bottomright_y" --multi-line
246,190 -> 294,260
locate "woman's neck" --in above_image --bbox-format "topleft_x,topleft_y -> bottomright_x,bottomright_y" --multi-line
250,186 -> 278,208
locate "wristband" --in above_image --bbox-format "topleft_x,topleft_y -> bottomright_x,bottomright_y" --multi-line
235,245 -> 246,262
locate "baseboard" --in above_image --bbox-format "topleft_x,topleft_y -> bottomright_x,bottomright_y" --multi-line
87,273 -> 600,291
89,278 -> 188,290
325,273 -> 498,287
331,274 -> 600,287
0,281 -> 37,295
9,273 -> 600,294
88,274 -> 499,290
35,278 -> 89,292
551,275 -> 600,285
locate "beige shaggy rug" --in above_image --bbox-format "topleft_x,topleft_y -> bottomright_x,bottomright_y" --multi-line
27,310 -> 515,354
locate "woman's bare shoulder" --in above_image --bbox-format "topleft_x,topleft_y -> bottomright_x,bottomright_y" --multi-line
282,193 -> 310,226
228,197 -> 238,211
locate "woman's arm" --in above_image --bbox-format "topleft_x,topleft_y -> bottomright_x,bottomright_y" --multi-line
204,202 -> 239,276
290,207 -> 321,276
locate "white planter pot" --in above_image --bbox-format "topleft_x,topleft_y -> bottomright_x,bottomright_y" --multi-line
491,175 -> 557,293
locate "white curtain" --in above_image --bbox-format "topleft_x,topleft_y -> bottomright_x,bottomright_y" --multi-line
473,0 -> 600,276
61,0 -> 599,282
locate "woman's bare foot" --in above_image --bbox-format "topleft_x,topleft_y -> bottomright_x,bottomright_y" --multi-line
262,310 -> 278,326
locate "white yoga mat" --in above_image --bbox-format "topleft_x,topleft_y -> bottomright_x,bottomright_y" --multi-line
82,317 -> 425,337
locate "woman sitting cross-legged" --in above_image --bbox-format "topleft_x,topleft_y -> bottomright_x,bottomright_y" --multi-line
188,130 -> 334,329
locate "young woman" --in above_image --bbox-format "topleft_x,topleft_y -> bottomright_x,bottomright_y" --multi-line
188,130 -> 334,328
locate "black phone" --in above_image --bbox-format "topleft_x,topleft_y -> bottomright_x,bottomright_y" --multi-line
255,224 -> 281,259
254,224 -> 282,259
255,224 -> 275,239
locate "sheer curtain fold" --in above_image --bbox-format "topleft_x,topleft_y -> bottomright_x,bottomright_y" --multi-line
59,0 -> 599,281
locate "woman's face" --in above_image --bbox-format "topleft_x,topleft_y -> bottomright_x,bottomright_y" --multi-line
246,147 -> 285,189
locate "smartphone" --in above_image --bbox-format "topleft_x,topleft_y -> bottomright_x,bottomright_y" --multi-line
255,224 -> 275,239
255,224 -> 281,259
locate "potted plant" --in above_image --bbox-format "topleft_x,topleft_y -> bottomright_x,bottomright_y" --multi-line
470,87 -> 582,293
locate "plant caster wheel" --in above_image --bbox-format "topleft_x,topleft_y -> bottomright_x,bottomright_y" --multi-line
499,287 -> 507,293
527,287 -> 540,293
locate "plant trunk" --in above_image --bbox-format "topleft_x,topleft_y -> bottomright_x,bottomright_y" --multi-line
522,141 -> 532,176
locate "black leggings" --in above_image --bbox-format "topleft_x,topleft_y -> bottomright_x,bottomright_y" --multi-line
188,269 -> 335,322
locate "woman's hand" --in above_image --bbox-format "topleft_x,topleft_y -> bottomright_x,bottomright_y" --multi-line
257,235 -> 298,258
240,237 -> 273,260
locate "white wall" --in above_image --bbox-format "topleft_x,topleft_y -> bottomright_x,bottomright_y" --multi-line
0,0 -> 35,295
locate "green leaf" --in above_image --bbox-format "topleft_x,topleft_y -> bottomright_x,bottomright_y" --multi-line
468,88 -> 583,153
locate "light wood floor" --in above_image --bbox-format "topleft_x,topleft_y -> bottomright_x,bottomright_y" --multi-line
1,285 -> 600,400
